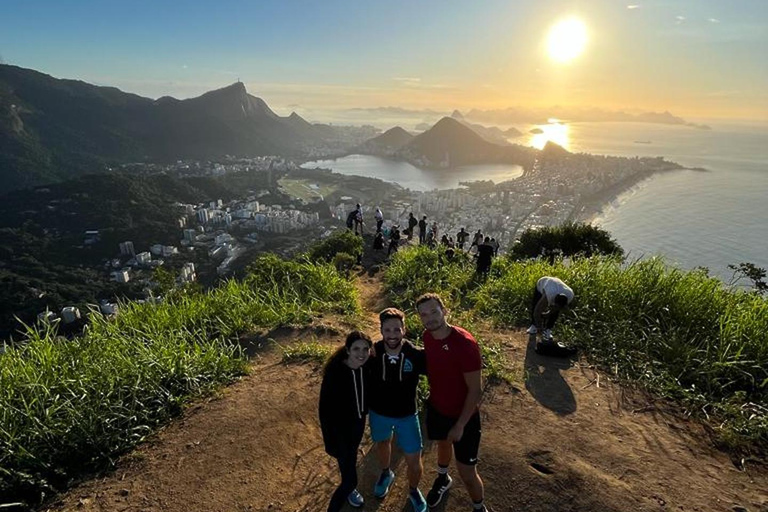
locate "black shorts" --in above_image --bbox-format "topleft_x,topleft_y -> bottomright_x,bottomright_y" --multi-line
425,402 -> 481,466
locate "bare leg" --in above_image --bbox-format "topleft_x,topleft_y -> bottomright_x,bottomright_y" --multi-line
404,451 -> 423,489
456,461 -> 484,502
376,438 -> 392,470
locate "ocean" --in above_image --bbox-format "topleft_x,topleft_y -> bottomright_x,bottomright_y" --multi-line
303,120 -> 768,281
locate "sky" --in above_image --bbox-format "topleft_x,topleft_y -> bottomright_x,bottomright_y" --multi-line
1,0 -> 767,121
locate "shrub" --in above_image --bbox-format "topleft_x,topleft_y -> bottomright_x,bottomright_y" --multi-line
508,222 -> 624,261
307,230 -> 363,263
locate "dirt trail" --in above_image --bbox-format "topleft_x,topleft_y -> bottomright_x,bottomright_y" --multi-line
46,275 -> 767,512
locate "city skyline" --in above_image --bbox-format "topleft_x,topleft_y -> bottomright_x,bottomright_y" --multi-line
2,0 -> 767,121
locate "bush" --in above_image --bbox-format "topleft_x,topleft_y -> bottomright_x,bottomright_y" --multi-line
307,230 -> 363,263
509,222 -> 624,261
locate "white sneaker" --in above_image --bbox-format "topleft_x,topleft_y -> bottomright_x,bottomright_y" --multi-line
526,325 -> 538,334
542,329 -> 553,341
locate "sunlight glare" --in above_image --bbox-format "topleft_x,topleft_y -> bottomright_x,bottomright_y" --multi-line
547,18 -> 587,63
530,122 -> 570,151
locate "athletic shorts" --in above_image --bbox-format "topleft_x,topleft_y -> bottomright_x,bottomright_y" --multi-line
369,410 -> 423,454
425,402 -> 481,466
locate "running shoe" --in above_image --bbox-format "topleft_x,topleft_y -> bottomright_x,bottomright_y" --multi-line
374,469 -> 395,498
426,474 -> 452,508
409,488 -> 427,512
348,488 -> 364,508
526,324 -> 538,334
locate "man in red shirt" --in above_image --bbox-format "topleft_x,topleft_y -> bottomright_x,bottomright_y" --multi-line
415,293 -> 487,512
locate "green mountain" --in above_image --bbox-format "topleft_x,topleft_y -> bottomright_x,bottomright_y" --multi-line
0,65 -> 332,194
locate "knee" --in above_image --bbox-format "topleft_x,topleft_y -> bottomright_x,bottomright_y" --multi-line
456,462 -> 479,483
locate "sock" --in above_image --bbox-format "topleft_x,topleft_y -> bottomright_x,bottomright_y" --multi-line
473,499 -> 485,510
381,467 -> 391,475
410,487 -> 419,496
437,465 -> 449,475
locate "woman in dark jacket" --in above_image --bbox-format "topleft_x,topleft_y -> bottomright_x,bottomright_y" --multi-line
319,331 -> 373,511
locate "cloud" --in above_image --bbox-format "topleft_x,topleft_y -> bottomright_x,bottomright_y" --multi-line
392,77 -> 422,86
626,5 -> 640,9
708,18 -> 720,23
675,15 -> 686,25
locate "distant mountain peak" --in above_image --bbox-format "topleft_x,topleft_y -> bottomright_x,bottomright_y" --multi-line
451,110 -> 464,120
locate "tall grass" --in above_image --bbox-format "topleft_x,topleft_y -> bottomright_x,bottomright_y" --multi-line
386,247 -> 768,449
0,254 -> 357,506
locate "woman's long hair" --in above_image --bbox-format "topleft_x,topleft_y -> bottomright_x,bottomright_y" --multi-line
324,330 -> 372,374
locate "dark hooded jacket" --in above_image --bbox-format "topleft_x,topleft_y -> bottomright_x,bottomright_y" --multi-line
368,340 -> 426,418
318,355 -> 369,457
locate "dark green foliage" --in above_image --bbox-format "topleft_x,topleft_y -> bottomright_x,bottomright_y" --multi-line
307,230 -> 363,264
508,222 -> 624,261
728,262 -> 768,294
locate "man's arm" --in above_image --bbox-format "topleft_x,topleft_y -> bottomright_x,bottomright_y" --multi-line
533,294 -> 549,328
446,370 -> 482,442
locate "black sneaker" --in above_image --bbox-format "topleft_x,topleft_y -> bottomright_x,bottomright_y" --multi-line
426,474 -> 452,508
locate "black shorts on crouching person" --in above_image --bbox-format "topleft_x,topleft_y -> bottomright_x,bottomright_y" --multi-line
426,402 -> 481,466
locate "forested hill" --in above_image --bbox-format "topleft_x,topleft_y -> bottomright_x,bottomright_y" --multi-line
0,64 -> 339,194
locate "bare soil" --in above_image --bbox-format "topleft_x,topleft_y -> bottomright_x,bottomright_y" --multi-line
45,274 -> 768,512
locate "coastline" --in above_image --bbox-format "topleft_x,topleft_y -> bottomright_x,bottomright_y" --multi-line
571,165 -> 686,224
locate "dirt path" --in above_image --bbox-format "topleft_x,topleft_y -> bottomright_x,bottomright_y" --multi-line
45,276 -> 767,512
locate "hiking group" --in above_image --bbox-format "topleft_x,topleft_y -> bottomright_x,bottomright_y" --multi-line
319,293 -> 486,512
349,205 -> 502,275
318,280 -> 575,512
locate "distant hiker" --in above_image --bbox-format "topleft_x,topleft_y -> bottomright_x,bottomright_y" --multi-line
431,222 -> 439,242
373,232 -> 385,251
475,237 -> 495,275
490,237 -> 500,256
375,207 -> 384,233
354,204 -> 364,235
527,276 -> 575,342
345,210 -> 356,231
426,230 -> 435,248
415,293 -> 489,512
408,213 -> 418,240
368,308 -> 428,512
319,331 -> 373,511
418,216 -> 428,245
471,229 -> 483,249
440,234 -> 450,247
388,225 -> 401,256
456,228 -> 469,250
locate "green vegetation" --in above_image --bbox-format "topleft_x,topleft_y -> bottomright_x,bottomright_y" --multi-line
282,338 -> 334,365
384,245 -> 768,450
508,222 -> 624,261
307,229 -> 363,264
0,254 -> 357,506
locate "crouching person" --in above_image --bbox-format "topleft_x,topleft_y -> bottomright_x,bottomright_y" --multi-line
319,331 -> 373,511
369,308 -> 428,511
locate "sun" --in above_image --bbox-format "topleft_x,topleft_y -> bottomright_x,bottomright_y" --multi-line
547,18 -> 587,63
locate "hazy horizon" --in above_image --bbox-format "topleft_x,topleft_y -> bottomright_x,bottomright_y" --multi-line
2,0 -> 767,121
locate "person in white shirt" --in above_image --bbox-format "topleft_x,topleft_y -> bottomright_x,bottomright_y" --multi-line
527,276 -> 574,342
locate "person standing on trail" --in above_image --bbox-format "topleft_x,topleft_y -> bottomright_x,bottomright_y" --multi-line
470,229 -> 483,249
415,293 -> 489,512
456,228 -> 469,250
418,216 -> 428,245
354,204 -> 364,235
375,207 -> 384,233
319,331 -> 373,511
367,308 -> 428,512
527,276 -> 574,343
408,213 -> 418,240
388,225 -> 401,256
475,237 -> 495,275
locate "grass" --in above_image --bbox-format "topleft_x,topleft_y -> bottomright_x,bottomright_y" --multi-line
384,247 -> 768,451
0,253 -> 357,507
282,338 -> 334,365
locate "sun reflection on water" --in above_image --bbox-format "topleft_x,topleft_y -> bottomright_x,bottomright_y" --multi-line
530,120 -> 571,151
